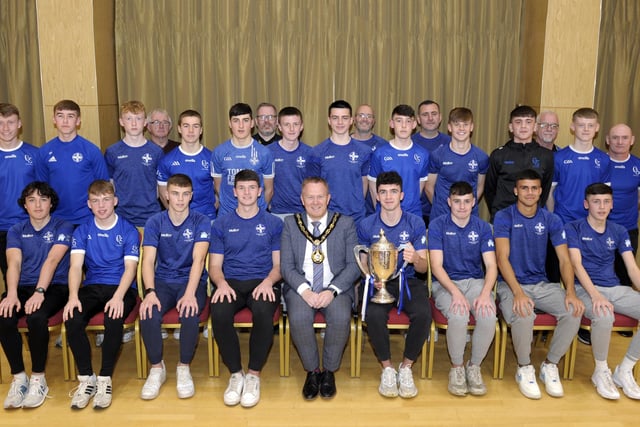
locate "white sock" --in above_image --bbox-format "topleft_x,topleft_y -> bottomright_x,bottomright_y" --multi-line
619,355 -> 637,373
595,359 -> 609,372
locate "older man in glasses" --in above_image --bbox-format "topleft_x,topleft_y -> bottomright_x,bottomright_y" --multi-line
535,111 -> 560,152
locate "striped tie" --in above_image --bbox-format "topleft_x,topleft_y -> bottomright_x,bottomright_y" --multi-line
311,221 -> 323,293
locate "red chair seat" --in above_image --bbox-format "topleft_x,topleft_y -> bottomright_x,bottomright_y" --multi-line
533,312 -> 558,327
429,298 -> 477,325
161,301 -> 210,324
580,312 -> 638,328
17,308 -> 64,329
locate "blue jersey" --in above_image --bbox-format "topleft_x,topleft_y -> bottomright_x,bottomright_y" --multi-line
428,214 -> 494,281
428,143 -> 489,220
267,141 -> 313,214
105,140 -> 164,227
368,142 -> 429,217
355,134 -> 388,152
553,146 -> 611,223
210,209 -> 282,281
309,138 -> 371,223
566,218 -> 632,287
0,142 -> 38,231
608,154 -> 640,230
211,139 -> 275,217
411,132 -> 451,218
36,135 -> 110,225
493,205 -> 565,284
143,210 -> 210,283
71,215 -> 140,287
157,145 -> 216,221
7,217 -> 73,286
357,211 -> 427,279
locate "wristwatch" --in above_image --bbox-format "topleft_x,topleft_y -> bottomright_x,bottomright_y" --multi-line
144,288 -> 156,297
35,287 -> 46,294
332,289 -> 339,298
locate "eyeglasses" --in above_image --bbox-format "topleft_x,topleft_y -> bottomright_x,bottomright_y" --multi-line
149,120 -> 171,127
537,123 -> 559,130
256,115 -> 276,121
356,113 -> 374,120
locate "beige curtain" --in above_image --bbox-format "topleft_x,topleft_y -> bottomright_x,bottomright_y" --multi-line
115,0 -> 524,156
595,0 -> 640,155
0,0 -> 45,146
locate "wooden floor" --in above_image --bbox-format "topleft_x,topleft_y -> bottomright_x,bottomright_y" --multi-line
0,328 -> 637,427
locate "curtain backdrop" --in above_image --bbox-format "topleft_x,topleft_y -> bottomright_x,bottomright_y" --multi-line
114,0 -> 524,154
0,1 -> 44,146
595,0 -> 640,155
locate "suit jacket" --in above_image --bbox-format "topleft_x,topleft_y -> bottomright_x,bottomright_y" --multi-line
280,211 -> 360,302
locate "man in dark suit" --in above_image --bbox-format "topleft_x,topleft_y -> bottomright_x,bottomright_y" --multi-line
281,177 -> 360,400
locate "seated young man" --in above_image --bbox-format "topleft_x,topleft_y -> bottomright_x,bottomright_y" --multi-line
429,181 -> 497,396
357,171 -> 431,399
494,169 -> 584,400
209,169 -> 283,408
63,180 -> 139,410
566,183 -> 640,400
0,182 -> 72,409
139,174 -> 210,400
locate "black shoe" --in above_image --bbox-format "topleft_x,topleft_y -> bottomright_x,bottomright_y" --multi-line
319,370 -> 336,399
618,331 -> 634,338
302,371 -> 320,400
577,329 -> 591,346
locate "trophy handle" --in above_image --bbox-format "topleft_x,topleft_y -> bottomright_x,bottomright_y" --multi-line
353,245 -> 370,276
390,247 -> 409,280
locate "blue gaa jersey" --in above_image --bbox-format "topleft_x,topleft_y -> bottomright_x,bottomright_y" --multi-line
412,132 -> 451,218
267,141 -> 313,214
0,142 -> 38,231
7,217 -> 73,286
566,218 -> 632,288
428,144 -> 489,220
493,205 -> 565,285
36,135 -> 110,225
157,145 -> 216,221
71,215 -> 140,287
428,214 -> 494,281
143,210 -> 210,283
357,211 -> 427,279
310,138 -> 371,223
609,154 -> 640,231
553,146 -> 611,223
210,209 -> 282,281
211,139 -> 275,217
368,141 -> 429,218
105,140 -> 164,227
356,134 -> 388,152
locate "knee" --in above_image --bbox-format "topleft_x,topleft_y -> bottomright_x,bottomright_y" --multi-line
590,313 -> 614,330
25,311 -> 49,330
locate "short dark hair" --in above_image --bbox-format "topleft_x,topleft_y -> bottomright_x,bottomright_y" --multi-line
234,169 -> 260,187
376,171 -> 403,191
278,106 -> 303,122
417,100 -> 440,111
585,183 -> 612,198
167,173 -> 193,189
53,99 -> 81,115
448,107 -> 473,124
0,103 -> 20,118
229,103 -> 253,119
391,104 -> 415,118
178,109 -> 202,126
573,107 -> 599,121
448,181 -> 473,197
510,105 -> 537,121
328,100 -> 352,116
19,182 -> 59,214
514,169 -> 542,185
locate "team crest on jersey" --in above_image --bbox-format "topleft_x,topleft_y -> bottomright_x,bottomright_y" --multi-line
348,151 -> 360,164
531,157 -> 540,168
116,234 -> 124,245
141,153 -> 153,166
606,236 -> 616,250
467,230 -> 479,244
24,154 -> 33,165
182,228 -> 194,242
72,152 -> 83,163
413,154 -> 422,164
255,223 -> 266,236
131,245 -> 139,255
594,158 -> 602,169
399,230 -> 410,244
534,222 -> 546,236
43,231 -> 54,244
633,166 -> 640,177
250,146 -> 260,166
201,160 -> 209,171
467,159 -> 479,172
296,156 -> 306,168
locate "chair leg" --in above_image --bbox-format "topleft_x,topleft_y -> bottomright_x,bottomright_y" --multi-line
284,316 -> 290,377
349,316 -> 357,377
492,321 -> 501,379
213,336 -> 220,377
134,320 -> 144,379
499,319 -> 508,379
278,316 -> 285,377
427,321 -> 436,379
207,318 -> 214,377
355,318 -> 363,378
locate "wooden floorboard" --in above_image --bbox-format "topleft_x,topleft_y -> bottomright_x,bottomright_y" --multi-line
0,328 -> 636,427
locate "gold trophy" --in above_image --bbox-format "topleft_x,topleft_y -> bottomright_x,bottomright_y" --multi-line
354,229 -> 403,304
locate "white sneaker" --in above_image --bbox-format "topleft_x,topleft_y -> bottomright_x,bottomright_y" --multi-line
141,361 -> 167,400
515,365 -> 541,399
93,376 -> 112,409
176,365 -> 195,399
122,330 -> 134,343
539,362 -> 564,397
95,333 -> 104,347
465,362 -> 487,396
22,376 -> 49,408
613,365 -> 640,399
161,328 -> 169,340
70,374 -> 97,410
224,372 -> 244,406
3,373 -> 28,409
203,326 -> 210,339
398,364 -> 417,398
448,366 -> 468,396
592,368 -> 620,400
241,373 -> 260,408
378,366 -> 398,398
173,328 -> 181,340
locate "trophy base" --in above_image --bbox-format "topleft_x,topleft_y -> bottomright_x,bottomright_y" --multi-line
371,288 -> 396,304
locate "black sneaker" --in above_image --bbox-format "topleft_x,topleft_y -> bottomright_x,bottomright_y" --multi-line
577,329 -> 591,345
618,331 -> 634,338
